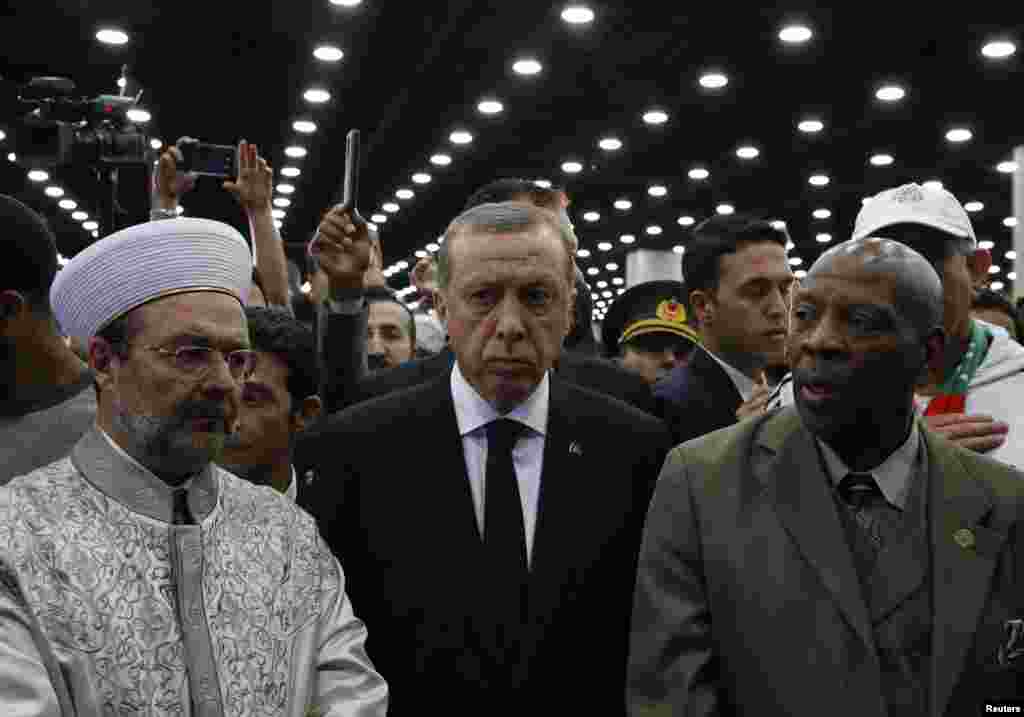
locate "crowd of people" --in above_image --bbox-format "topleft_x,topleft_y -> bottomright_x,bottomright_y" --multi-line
2,136 -> 1024,716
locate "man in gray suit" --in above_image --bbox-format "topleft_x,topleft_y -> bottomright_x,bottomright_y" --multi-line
629,236 -> 1024,716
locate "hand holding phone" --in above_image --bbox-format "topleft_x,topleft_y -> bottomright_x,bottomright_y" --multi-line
177,138 -> 238,178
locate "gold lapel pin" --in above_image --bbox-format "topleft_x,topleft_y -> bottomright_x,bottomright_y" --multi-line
953,528 -> 975,550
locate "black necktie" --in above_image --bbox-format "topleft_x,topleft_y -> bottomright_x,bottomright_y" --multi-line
484,419 -> 528,573
838,473 -> 899,552
172,488 -> 195,525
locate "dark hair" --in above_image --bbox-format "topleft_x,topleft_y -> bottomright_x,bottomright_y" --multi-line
245,306 -> 319,407
868,223 -> 974,277
463,178 -> 565,212
682,214 -> 789,294
565,265 -> 597,354
974,287 -> 1023,338
0,195 -> 59,315
364,285 -> 416,347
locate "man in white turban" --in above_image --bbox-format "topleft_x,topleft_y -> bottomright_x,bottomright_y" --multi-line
0,217 -> 387,716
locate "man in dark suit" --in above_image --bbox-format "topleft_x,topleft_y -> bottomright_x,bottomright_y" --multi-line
629,237 -> 1024,716
654,214 -> 795,444
302,201 -> 671,715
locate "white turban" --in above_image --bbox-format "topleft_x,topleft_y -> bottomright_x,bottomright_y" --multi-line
51,217 -> 252,344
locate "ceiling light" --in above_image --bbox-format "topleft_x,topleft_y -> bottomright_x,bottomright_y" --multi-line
612,277 -> 624,285
798,118 -> 824,133
126,108 -> 151,123
281,166 -> 301,178
922,180 -> 944,191
371,213 -> 387,224
276,183 -> 295,194
430,153 -> 453,166
990,265 -> 1002,274
27,169 -> 49,182
6,153 -> 16,162
875,84 -> 906,102
997,161 -> 1018,174
785,240 -> 796,251
979,240 -> 995,250
58,199 -> 77,210
642,109 -> 669,125
274,220 -> 283,229
964,201 -> 984,212
44,186 -> 64,198
599,137 -> 623,151
816,233 -> 832,243
602,290 -> 614,298
426,242 -> 440,252
293,120 -> 317,134
736,145 -> 760,159
82,221 -> 99,231
596,280 -> 608,289
577,248 -> 591,258
778,24 -> 813,44
992,281 -> 1006,291
587,267 -> 599,276
606,263 -> 619,271
648,185 -> 668,197
477,99 -> 504,115
869,153 -> 894,166
415,250 -> 428,259
395,188 -> 415,200
813,208 -> 831,219
597,241 -> 613,251
304,88 -> 331,104
678,215 -> 696,226
512,58 -> 543,75
449,130 -> 473,145
809,174 -> 830,186
771,220 -> 787,231
946,128 -> 972,143
561,160 -> 583,174
699,72 -> 729,89
673,245 -> 686,255
330,0 -> 363,6
620,234 -> 635,244
149,138 -> 163,150
72,211 -> 88,221
614,199 -> 632,210
646,225 -> 663,235
533,179 -> 552,188
382,202 -> 400,213
688,167 -> 710,180
273,197 -> 291,208
716,204 -> 735,215
583,211 -> 601,222
285,146 -> 307,158
561,5 -> 595,24
789,256 -> 803,266
982,40 -> 1016,59
1006,251 -> 1017,261
272,209 -> 286,219
411,173 -> 432,185
1005,217 -> 1019,227
96,28 -> 129,45
313,45 -> 344,62
794,269 -> 808,279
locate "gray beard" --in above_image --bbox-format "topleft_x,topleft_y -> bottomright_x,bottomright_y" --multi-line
112,406 -> 227,486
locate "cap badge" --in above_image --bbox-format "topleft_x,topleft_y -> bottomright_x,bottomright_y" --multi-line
892,184 -> 926,203
656,299 -> 687,325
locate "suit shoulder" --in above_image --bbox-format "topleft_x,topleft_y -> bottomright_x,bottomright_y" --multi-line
561,379 -> 664,435
943,437 -> 1024,502
668,410 -> 773,474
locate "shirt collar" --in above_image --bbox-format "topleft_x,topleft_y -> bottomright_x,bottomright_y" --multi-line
702,347 -> 757,402
450,361 -> 549,438
285,465 -> 297,502
817,426 -> 921,510
71,426 -> 219,523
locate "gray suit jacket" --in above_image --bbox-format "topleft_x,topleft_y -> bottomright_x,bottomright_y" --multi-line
628,407 -> 1024,717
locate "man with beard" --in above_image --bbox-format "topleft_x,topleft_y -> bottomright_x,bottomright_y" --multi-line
0,195 -> 96,482
0,218 -> 387,715
654,214 -> 794,444
628,237 -> 1024,716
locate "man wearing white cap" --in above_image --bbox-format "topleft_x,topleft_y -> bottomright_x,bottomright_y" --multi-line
768,182 -> 1024,467
0,218 -> 387,715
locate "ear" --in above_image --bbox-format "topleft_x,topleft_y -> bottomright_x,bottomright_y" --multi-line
689,289 -> 712,326
0,290 -> 28,325
967,249 -> 992,284
89,336 -> 120,392
434,290 -> 449,323
921,327 -> 946,385
292,395 -> 323,434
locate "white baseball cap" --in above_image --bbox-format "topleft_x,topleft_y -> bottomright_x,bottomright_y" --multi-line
853,182 -> 976,247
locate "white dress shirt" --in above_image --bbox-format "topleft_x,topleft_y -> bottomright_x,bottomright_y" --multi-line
450,362 -> 549,566
817,425 -> 921,510
703,347 -> 757,402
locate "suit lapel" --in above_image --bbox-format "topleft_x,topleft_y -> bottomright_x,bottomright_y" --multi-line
926,429 -> 1005,717
691,348 -> 743,419
754,410 -> 876,650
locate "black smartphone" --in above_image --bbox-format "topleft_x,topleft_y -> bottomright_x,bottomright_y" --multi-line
178,142 -> 237,178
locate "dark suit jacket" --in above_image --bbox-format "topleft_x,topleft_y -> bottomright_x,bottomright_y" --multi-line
653,347 -> 742,446
628,407 -> 1024,717
301,371 -> 672,715
336,344 -> 657,416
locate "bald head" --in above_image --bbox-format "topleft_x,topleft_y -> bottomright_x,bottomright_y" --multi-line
808,237 -> 943,339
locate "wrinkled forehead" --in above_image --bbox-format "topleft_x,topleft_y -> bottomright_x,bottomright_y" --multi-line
135,291 -> 249,343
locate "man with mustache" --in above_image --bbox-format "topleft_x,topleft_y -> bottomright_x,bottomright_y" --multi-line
0,218 -> 387,715
654,214 -> 794,444
629,237 -> 1024,716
